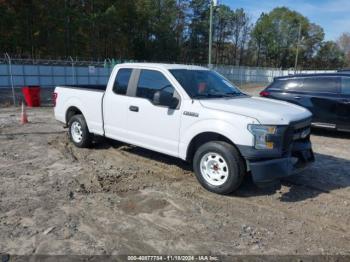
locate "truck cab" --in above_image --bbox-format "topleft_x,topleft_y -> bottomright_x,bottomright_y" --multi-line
54,63 -> 314,194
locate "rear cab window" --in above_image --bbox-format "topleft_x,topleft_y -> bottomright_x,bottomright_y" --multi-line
113,68 -> 132,95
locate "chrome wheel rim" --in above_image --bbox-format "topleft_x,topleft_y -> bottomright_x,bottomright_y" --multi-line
71,121 -> 83,143
200,152 -> 229,186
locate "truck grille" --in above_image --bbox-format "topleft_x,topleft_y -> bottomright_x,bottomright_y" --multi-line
283,117 -> 312,152
293,125 -> 311,141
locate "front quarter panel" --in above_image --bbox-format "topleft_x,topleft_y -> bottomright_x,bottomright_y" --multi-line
179,100 -> 257,160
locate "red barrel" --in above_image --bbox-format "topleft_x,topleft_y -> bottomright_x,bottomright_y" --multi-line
22,86 -> 41,107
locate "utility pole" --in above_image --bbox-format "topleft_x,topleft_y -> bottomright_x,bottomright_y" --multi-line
208,0 -> 217,68
294,23 -> 302,73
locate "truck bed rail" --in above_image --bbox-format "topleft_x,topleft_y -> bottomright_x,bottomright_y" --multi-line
58,85 -> 106,92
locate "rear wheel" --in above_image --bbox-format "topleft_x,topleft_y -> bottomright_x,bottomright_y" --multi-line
193,141 -> 245,194
68,114 -> 92,148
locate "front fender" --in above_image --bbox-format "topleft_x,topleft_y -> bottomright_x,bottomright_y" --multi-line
179,119 -> 253,160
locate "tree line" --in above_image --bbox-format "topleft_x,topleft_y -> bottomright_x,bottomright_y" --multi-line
1,0 -> 349,69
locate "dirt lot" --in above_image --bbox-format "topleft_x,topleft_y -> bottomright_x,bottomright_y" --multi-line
1,87 -> 350,255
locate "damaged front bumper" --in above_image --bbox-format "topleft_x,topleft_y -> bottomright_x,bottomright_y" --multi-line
238,117 -> 315,186
248,141 -> 315,185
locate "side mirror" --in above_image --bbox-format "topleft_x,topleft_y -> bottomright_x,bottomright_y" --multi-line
169,97 -> 179,109
153,90 -> 162,105
153,91 -> 179,109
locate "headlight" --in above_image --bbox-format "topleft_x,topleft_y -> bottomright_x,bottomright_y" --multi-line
247,124 -> 277,149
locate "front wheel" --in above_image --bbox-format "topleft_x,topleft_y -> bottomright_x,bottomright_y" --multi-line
68,114 -> 92,148
193,141 -> 245,194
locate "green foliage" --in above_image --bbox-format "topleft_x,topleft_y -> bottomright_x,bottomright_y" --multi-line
337,33 -> 350,66
213,5 -> 234,63
252,7 -> 307,68
250,7 -> 343,69
314,41 -> 346,69
187,0 -> 210,63
0,1 -> 345,69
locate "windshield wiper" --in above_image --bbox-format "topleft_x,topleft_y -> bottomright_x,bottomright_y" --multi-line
192,92 -> 242,99
192,94 -> 221,98
192,94 -> 225,99
219,92 -> 242,97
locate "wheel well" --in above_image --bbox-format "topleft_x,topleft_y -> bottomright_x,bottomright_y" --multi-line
66,106 -> 82,124
186,132 -> 238,162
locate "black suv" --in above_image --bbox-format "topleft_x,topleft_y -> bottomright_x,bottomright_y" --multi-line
260,73 -> 350,132
338,69 -> 350,73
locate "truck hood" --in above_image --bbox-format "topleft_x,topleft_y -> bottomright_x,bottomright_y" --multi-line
199,96 -> 312,125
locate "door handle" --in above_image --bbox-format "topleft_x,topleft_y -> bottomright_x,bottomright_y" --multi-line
129,105 -> 139,112
294,96 -> 302,99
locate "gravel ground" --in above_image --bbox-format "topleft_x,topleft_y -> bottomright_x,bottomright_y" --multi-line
0,86 -> 349,256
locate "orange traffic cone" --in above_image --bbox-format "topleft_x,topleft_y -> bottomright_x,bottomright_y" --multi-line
21,102 -> 28,124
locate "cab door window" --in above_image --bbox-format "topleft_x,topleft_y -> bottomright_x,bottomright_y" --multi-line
136,70 -> 176,107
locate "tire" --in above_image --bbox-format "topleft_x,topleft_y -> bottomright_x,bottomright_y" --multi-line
193,141 -> 245,194
68,114 -> 92,148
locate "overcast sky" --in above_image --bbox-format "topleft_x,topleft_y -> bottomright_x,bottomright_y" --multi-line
220,0 -> 350,41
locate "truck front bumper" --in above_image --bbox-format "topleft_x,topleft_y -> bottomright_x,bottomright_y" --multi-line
242,141 -> 315,185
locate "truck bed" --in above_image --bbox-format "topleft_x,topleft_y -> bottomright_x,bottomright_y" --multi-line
54,85 -> 105,135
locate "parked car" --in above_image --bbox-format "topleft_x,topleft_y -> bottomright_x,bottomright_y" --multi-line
54,63 -> 314,194
337,69 -> 350,73
260,73 -> 350,132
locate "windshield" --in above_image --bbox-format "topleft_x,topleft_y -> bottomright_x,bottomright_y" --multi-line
169,69 -> 243,98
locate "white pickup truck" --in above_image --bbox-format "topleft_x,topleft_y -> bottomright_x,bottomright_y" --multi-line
54,63 -> 314,194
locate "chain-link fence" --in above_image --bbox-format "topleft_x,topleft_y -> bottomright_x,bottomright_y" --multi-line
0,54 -> 121,106
210,64 -> 336,86
0,54 -> 336,106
